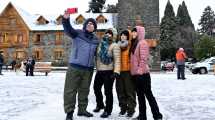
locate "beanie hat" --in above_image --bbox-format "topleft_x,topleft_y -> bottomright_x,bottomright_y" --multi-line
83,18 -> 97,32
105,29 -> 113,37
120,30 -> 129,39
179,48 -> 184,51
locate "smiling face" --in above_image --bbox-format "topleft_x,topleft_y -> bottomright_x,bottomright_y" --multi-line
86,22 -> 95,32
121,34 -> 128,41
132,31 -> 137,39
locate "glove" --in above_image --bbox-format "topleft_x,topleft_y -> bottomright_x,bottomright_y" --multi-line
111,72 -> 120,80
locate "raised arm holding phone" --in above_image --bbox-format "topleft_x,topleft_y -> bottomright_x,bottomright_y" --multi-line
62,8 -> 99,120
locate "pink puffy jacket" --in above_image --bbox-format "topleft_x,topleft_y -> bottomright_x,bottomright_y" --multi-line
130,26 -> 150,75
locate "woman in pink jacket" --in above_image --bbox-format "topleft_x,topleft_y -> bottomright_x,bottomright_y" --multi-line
130,26 -> 163,120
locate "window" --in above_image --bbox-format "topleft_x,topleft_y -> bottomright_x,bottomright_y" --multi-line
55,32 -> 64,45
75,15 -> 85,25
35,34 -> 41,43
96,15 -> 107,24
17,34 -> 23,43
0,34 -> 3,43
34,49 -> 43,60
37,16 -> 49,25
54,49 -> 63,60
77,19 -> 84,24
56,15 -> 63,25
15,51 -> 25,59
0,33 -> 9,43
10,18 -> 16,26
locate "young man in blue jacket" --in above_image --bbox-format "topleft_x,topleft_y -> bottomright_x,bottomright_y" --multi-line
63,11 -> 99,120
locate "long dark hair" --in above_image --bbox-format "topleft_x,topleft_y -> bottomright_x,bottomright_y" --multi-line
129,28 -> 138,55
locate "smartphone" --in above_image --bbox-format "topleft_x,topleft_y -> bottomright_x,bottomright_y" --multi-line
67,8 -> 78,14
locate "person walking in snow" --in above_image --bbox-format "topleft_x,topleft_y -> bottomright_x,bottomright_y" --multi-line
25,56 -> 35,76
116,30 -> 136,117
62,11 -> 99,120
93,29 -> 121,118
130,26 -> 163,120
176,48 -> 187,80
0,52 -> 4,75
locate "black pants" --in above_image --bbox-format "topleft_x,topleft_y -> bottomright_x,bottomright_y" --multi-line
0,65 -> 2,74
26,65 -> 34,76
133,73 -> 162,120
93,70 -> 114,113
116,71 -> 136,113
177,65 -> 185,79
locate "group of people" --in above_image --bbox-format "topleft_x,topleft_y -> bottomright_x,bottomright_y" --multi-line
0,56 -> 35,76
62,11 -> 163,120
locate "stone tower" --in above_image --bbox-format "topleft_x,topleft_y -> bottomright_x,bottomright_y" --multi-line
118,0 -> 160,71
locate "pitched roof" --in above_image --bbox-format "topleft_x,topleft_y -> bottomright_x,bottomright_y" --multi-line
0,1 -> 116,31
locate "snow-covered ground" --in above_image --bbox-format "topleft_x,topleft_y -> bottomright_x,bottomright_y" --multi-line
0,70 -> 215,120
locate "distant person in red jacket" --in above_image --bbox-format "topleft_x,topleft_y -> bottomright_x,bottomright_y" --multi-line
176,48 -> 187,80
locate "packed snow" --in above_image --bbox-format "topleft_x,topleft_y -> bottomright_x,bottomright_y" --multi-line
0,70 -> 215,120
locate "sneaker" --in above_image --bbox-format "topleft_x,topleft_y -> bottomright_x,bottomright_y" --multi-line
93,106 -> 104,112
77,111 -> 93,117
66,111 -> 73,120
100,111 -> 111,118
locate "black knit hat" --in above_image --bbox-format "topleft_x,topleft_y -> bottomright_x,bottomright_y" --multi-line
120,30 -> 129,39
83,18 -> 97,32
105,29 -> 113,37
131,28 -> 137,32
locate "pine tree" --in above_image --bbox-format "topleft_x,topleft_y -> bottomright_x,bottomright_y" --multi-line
176,1 -> 194,29
198,6 -> 215,35
160,0 -> 177,60
105,4 -> 118,13
175,1 -> 196,57
88,0 -> 106,13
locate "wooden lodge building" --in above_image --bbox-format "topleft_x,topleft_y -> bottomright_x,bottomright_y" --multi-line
0,2 -> 117,65
0,2 -> 159,68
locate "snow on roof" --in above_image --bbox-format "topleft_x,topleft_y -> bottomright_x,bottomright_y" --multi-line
0,1 -> 116,31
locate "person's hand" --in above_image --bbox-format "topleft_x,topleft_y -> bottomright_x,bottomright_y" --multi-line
63,10 -> 70,19
111,72 -> 120,80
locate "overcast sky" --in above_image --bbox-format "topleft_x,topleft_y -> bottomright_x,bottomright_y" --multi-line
1,0 -> 215,29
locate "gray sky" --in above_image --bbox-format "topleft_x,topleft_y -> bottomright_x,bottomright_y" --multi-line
1,0 -> 215,29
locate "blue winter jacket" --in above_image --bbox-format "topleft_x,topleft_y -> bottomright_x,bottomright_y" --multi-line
62,18 -> 99,70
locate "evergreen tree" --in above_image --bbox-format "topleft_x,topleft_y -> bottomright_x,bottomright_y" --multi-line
176,1 -> 194,29
194,35 -> 215,60
88,0 -> 106,13
160,0 -> 177,60
105,4 -> 118,13
175,1 -> 196,57
198,6 -> 215,35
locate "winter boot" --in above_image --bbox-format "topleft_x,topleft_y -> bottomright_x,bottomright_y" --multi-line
93,106 -> 104,112
100,111 -> 111,118
77,111 -> 93,117
66,111 -> 73,120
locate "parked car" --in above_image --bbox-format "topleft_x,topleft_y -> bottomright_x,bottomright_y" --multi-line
185,62 -> 195,69
161,61 -> 175,71
191,57 -> 215,74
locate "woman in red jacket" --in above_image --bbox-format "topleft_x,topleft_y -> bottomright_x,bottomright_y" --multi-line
130,26 -> 163,120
